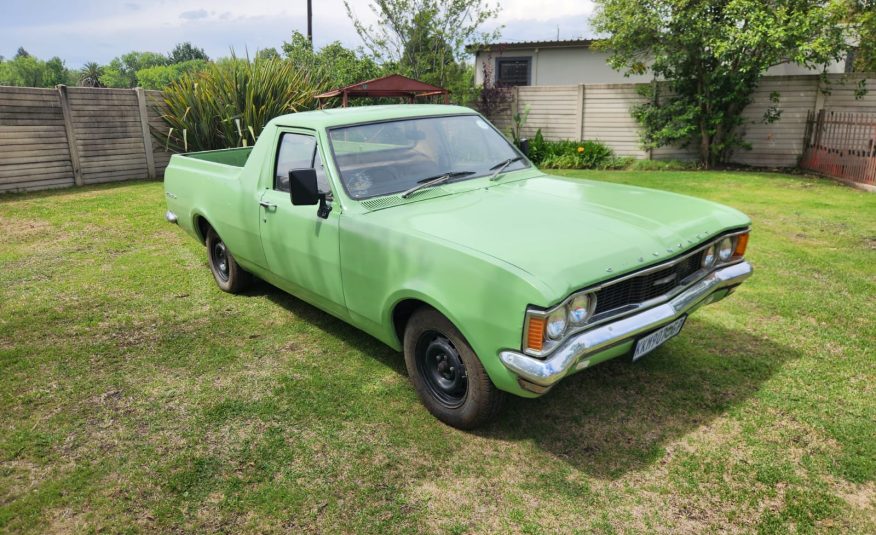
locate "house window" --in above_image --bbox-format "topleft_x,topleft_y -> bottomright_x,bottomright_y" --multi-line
495,57 -> 530,86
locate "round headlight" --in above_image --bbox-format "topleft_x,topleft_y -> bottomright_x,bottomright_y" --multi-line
545,309 -> 567,340
718,237 -> 734,261
568,294 -> 592,325
702,245 -> 716,268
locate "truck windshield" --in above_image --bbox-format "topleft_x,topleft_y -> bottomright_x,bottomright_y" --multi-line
327,114 -> 528,199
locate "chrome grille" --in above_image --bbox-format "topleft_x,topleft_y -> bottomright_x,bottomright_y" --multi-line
593,250 -> 705,315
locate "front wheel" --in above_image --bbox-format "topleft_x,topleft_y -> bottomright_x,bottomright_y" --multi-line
403,308 -> 505,429
205,228 -> 251,293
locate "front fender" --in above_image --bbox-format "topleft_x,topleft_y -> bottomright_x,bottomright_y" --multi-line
383,288 -> 473,348
340,217 -> 547,396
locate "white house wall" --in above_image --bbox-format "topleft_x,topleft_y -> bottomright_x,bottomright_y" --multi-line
475,47 -> 848,86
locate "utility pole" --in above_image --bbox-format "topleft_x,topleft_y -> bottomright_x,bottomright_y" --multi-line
307,0 -> 313,43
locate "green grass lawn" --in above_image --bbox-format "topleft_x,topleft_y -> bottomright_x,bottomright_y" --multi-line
1,170 -> 873,533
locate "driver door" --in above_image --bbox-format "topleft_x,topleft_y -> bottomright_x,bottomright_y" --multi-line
259,131 -> 345,316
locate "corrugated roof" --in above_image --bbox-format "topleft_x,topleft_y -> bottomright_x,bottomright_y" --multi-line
314,74 -> 449,99
466,39 -> 595,53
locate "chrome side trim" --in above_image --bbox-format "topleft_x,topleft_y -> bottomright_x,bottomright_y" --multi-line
501,260 -> 753,387
165,210 -> 178,224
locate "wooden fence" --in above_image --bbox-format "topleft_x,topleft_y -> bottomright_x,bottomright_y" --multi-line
0,85 -> 170,193
800,110 -> 876,188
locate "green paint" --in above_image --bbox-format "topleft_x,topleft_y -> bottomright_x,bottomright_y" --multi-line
164,105 -> 750,397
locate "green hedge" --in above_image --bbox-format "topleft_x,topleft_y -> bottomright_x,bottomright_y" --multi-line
525,129 -> 700,171
526,129 -> 630,169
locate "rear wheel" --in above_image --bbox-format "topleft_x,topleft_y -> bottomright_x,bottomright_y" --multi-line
206,228 -> 251,293
403,308 -> 505,429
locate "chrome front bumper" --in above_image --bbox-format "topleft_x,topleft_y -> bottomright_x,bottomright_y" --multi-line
499,261 -> 753,387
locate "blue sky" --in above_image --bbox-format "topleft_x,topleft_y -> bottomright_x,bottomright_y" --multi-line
0,0 -> 596,68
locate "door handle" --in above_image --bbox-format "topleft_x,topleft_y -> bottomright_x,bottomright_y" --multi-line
259,200 -> 277,210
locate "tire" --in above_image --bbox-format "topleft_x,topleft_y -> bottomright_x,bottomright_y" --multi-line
205,228 -> 252,293
403,308 -> 505,429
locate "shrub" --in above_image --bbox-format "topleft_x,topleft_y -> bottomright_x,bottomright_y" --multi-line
136,59 -> 208,90
158,55 -> 328,152
527,129 -> 548,165
623,159 -> 701,171
601,156 -> 636,169
535,139 -> 617,169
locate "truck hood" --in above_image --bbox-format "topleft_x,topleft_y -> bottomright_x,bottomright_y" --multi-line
366,174 -> 751,300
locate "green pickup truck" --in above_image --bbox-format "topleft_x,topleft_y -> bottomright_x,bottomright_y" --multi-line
164,104 -> 752,429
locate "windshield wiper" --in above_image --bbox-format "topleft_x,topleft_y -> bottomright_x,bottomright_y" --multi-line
400,171 -> 475,198
488,156 -> 524,181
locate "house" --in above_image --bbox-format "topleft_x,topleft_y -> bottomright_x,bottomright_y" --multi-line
468,39 -> 850,87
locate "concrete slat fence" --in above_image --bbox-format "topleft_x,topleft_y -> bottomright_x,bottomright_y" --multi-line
490,73 -> 876,168
3,74 -> 876,193
0,85 -> 171,193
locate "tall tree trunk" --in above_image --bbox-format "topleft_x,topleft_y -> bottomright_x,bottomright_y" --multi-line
699,121 -> 711,170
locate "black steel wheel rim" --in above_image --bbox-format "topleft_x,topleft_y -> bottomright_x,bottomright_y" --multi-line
415,330 -> 468,408
212,241 -> 229,281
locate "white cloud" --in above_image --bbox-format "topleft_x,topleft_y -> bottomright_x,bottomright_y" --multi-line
498,0 -> 595,22
179,9 -> 209,21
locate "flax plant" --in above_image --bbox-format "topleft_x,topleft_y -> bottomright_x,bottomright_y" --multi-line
157,54 -> 328,152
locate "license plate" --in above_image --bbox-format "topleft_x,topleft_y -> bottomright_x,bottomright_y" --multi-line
632,316 -> 686,361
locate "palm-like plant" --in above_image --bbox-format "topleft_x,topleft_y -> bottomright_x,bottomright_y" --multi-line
158,55 -> 328,152
79,62 -> 104,87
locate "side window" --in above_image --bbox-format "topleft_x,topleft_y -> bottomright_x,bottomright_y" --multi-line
314,147 -> 330,193
275,133 -> 316,192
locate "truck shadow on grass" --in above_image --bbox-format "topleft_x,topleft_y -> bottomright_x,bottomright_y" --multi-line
252,281 -> 407,377
254,281 -> 794,479
482,319 -> 797,479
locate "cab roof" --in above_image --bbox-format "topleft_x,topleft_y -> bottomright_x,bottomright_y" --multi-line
269,104 -> 477,130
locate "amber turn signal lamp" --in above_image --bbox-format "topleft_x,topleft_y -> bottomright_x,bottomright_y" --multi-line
526,317 -> 545,352
734,232 -> 749,257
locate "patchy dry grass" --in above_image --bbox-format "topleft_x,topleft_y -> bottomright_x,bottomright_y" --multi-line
1,171 -> 874,533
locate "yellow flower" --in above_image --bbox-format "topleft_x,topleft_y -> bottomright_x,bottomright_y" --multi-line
577,146 -> 584,153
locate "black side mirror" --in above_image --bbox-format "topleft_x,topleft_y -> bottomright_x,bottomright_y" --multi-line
289,168 -> 332,219
289,168 -> 319,205
519,138 -> 530,157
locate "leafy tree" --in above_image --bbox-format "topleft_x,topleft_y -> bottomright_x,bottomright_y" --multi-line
399,9 -> 457,84
256,48 -> 282,61
135,59 -> 208,90
343,1 -> 497,104
8,55 -> 44,86
44,57 -> 71,86
282,31 -> 380,88
281,31 -> 318,68
101,51 -> 167,88
79,62 -> 105,87
593,0 -> 851,167
343,0 -> 500,65
319,42 -> 381,86
0,51 -> 74,87
846,0 -> 876,71
0,59 -> 11,86
168,42 -> 209,63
